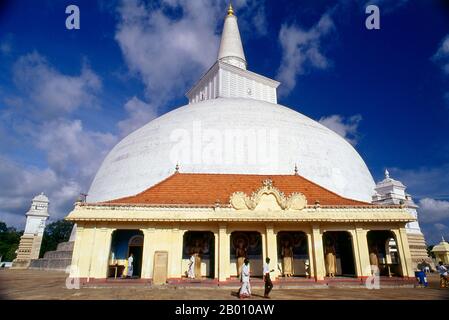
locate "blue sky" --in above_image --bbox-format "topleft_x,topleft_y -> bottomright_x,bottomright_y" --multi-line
0,0 -> 448,244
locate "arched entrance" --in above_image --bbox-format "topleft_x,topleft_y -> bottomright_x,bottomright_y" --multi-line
277,231 -> 309,277
182,231 -> 215,279
230,231 -> 263,277
322,231 -> 356,277
109,230 -> 144,278
367,230 -> 402,277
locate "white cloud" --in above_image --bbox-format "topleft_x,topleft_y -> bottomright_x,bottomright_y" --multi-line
0,41 -> 11,55
318,114 -> 362,146
0,51 -> 116,228
276,13 -> 335,96
417,198 -> 449,224
12,52 -> 101,118
387,165 -> 449,244
117,97 -> 158,137
0,117 -> 118,228
433,34 -> 449,74
0,119 -> 117,228
35,119 -> 117,179
115,0 -> 267,106
115,0 -> 220,105
0,157 -> 74,228
389,164 -> 449,200
434,223 -> 448,232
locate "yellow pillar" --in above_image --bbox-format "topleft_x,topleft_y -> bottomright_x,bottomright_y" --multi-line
214,232 -> 219,279
90,227 -> 113,279
76,225 -> 96,279
393,228 -> 414,277
261,230 -> 267,268
141,228 -> 155,279
353,228 -> 371,277
169,226 -> 183,278
218,224 -> 230,282
69,224 -> 85,278
311,224 -> 326,280
265,225 -> 279,279
306,232 -> 315,278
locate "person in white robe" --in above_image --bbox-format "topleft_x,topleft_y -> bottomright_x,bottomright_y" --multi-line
127,253 -> 134,278
187,255 -> 195,279
239,259 -> 251,299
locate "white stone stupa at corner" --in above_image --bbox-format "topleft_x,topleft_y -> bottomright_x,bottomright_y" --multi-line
372,169 -> 432,266
12,193 -> 49,268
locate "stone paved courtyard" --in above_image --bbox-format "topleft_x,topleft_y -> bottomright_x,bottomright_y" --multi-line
1,269 -> 448,300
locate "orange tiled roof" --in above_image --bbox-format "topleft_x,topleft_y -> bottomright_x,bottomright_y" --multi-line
104,172 -> 372,207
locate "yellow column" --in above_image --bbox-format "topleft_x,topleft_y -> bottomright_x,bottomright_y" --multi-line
90,227 -> 113,279
393,228 -> 414,277
261,230 -> 267,266
77,225 -> 96,279
311,224 -> 326,280
214,232 -> 219,279
353,228 -> 371,277
169,226 -> 183,278
265,225 -> 279,279
218,224 -> 230,282
69,224 -> 85,278
141,228 -> 155,279
306,232 -> 315,278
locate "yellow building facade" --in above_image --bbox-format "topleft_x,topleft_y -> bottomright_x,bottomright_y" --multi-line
66,174 -> 415,283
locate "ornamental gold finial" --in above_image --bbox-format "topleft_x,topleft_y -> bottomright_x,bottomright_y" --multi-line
227,3 -> 234,16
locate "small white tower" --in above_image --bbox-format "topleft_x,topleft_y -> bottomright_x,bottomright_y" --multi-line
372,170 -> 432,267
12,193 -> 49,268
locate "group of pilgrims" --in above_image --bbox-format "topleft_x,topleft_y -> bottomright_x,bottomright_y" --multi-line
185,237 -> 312,299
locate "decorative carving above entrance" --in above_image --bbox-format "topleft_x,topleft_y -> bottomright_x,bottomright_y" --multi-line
229,179 -> 307,211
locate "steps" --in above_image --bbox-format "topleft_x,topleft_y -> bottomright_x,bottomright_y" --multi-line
29,241 -> 74,271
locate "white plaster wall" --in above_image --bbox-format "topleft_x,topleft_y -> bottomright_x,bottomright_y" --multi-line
88,98 -> 376,203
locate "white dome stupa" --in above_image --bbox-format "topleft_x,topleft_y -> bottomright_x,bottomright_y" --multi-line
87,5 -> 375,203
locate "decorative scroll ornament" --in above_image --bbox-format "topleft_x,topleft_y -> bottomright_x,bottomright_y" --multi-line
230,180 -> 307,211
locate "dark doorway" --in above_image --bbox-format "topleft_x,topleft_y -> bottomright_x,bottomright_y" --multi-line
230,231 -> 263,277
323,231 -> 356,277
367,230 -> 402,277
128,235 -> 144,278
109,230 -> 144,279
277,231 -> 309,277
183,231 -> 215,278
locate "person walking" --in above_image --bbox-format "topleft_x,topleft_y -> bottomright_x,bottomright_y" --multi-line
437,261 -> 448,288
263,257 -> 275,298
239,259 -> 251,299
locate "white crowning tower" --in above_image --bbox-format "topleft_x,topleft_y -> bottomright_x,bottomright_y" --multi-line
217,3 -> 247,69
372,170 -> 433,267
186,4 -> 280,105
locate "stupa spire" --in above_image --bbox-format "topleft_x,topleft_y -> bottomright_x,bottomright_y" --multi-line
227,3 -> 234,16
218,3 -> 247,70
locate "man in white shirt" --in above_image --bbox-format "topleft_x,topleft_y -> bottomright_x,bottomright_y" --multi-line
127,253 -> 134,278
263,257 -> 274,298
437,261 -> 448,288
